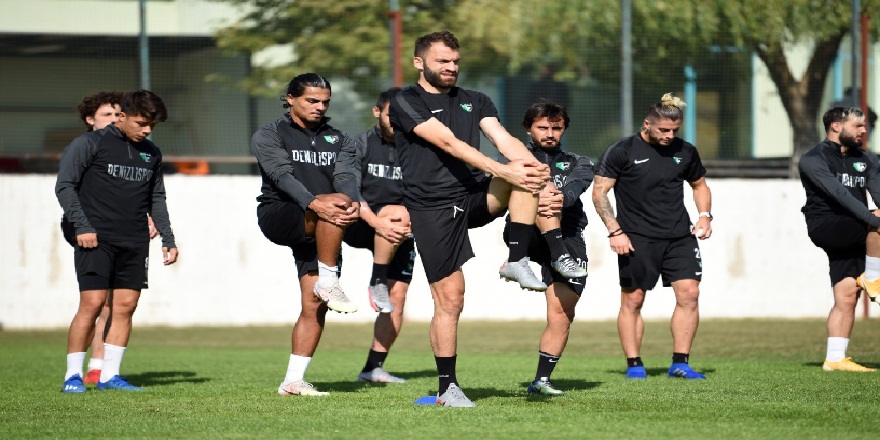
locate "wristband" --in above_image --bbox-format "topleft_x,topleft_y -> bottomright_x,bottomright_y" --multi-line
607,228 -> 623,238
698,212 -> 713,220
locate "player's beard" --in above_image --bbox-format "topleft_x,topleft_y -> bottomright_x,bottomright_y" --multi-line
840,128 -> 863,150
423,64 -> 457,89
379,118 -> 394,141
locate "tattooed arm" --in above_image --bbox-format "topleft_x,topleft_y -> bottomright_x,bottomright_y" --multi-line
591,175 -> 634,255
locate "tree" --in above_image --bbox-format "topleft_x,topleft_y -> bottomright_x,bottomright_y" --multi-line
214,0 -> 879,171
213,0 -> 463,99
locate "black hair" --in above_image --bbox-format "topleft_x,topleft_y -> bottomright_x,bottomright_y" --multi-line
375,87 -> 401,108
77,91 -> 123,131
120,90 -> 167,123
522,99 -> 570,129
281,73 -> 331,108
414,31 -> 460,58
823,107 -> 865,132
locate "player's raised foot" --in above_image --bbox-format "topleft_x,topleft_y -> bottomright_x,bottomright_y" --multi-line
437,383 -> 476,407
278,380 -> 329,396
822,357 -> 876,372
313,283 -> 357,314
84,369 -> 101,385
61,374 -> 86,393
551,254 -> 588,279
856,273 -> 880,302
667,363 -> 706,379
499,257 -> 547,292
626,365 -> 647,379
96,375 -> 143,391
368,284 -> 393,313
527,378 -> 564,396
358,367 -> 406,383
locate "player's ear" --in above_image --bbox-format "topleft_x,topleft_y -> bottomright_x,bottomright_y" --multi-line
373,106 -> 381,118
413,56 -> 424,70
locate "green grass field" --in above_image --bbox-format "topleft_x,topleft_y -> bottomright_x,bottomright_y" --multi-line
2,319 -> 879,439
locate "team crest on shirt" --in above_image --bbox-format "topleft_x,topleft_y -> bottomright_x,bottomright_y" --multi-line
460,103 -> 473,112
673,156 -> 682,164
555,162 -> 570,171
323,135 -> 339,144
139,152 -> 152,163
854,162 -> 867,172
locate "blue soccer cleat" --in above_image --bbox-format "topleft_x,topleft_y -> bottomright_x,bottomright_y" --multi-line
61,374 -> 87,393
667,363 -> 706,379
96,375 -> 143,391
626,365 -> 647,379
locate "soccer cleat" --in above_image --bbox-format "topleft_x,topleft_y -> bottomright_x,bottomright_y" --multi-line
626,365 -> 647,379
856,273 -> 880,302
551,254 -> 588,279
368,284 -> 394,313
61,374 -> 87,393
96,375 -> 143,391
527,379 -> 564,396
822,357 -> 876,372
358,367 -> 406,383
313,283 -> 357,314
436,383 -> 476,407
499,257 -> 548,292
668,363 -> 706,379
278,380 -> 329,396
84,369 -> 101,385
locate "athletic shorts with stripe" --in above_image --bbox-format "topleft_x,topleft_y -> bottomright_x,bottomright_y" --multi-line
343,215 -> 416,284
257,201 -> 341,279
806,214 -> 868,286
409,179 -> 501,283
74,240 -> 150,291
618,234 -> 702,291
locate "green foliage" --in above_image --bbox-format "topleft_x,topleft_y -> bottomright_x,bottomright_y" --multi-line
2,320 -> 880,438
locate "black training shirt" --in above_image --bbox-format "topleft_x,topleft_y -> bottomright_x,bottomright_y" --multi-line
595,133 -> 706,240
252,113 -> 359,209
798,139 -> 880,228
350,126 -> 403,207
55,124 -> 175,247
389,84 -> 497,209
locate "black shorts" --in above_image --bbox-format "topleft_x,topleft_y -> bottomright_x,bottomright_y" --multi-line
410,179 -> 501,283
503,224 -> 587,295
343,218 -> 416,283
618,235 -> 702,291
807,215 -> 868,286
257,201 -> 334,279
73,240 -> 149,291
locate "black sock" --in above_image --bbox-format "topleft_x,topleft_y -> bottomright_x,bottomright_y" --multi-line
627,357 -> 644,367
541,228 -> 568,261
535,351 -> 560,382
508,222 -> 532,262
370,263 -> 389,287
672,352 -> 689,364
435,355 -> 458,395
362,349 -> 388,373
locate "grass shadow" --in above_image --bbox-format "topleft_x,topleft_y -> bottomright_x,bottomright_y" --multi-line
124,371 -> 210,387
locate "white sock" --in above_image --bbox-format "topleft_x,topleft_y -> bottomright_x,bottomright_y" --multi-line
865,256 -> 880,280
316,262 -> 338,288
100,344 -> 127,383
283,354 -> 311,384
88,358 -> 103,371
65,352 -> 86,380
826,337 -> 849,362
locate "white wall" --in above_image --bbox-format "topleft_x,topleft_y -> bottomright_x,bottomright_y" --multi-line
0,175 -> 864,330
